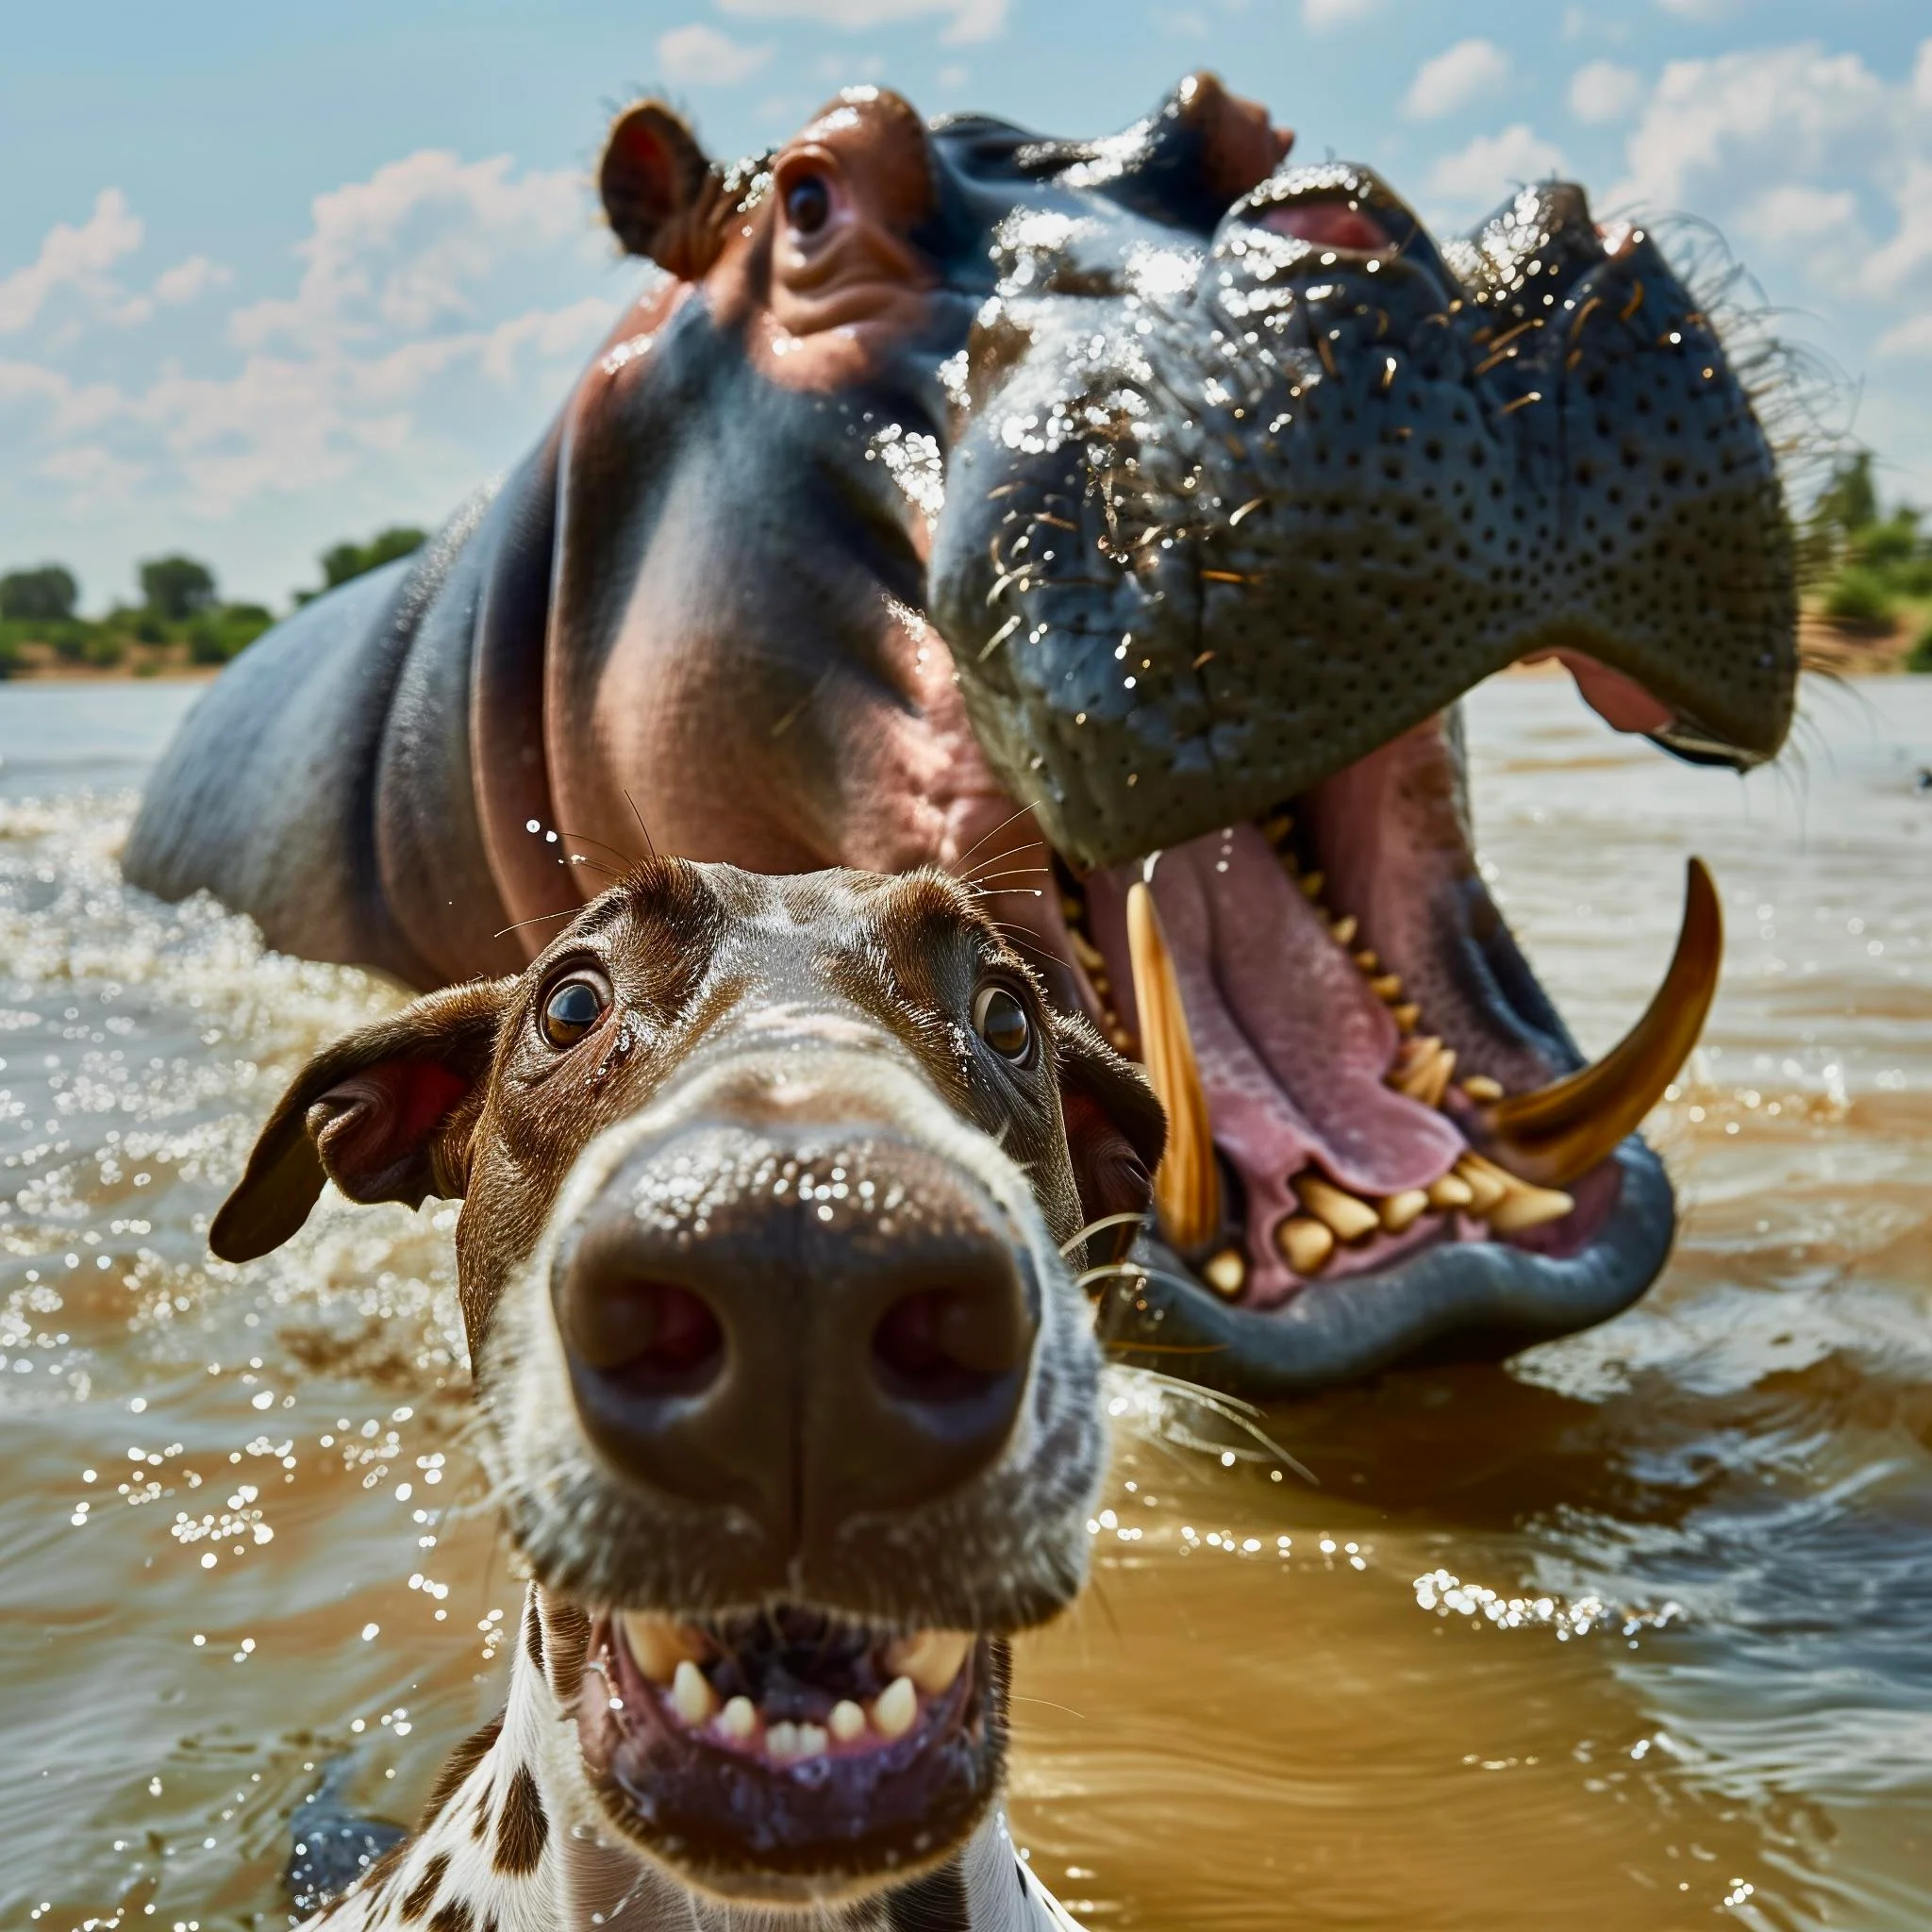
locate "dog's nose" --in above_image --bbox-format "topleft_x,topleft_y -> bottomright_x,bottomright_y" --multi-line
552,1131 -> 1039,1545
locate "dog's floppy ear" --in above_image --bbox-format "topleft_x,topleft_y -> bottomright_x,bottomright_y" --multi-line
210,979 -> 515,1266
1051,1014 -> 1167,1262
599,101 -> 729,278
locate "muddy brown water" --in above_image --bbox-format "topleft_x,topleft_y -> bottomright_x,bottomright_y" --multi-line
2,676 -> 1928,1930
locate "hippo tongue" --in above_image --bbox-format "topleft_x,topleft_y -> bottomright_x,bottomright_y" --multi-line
1088,824 -> 1466,1234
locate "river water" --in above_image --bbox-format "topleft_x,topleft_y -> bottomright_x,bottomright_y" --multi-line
1,675 -> 1927,1929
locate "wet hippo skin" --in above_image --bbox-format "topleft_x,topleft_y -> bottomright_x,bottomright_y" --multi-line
125,74 -> 1795,1395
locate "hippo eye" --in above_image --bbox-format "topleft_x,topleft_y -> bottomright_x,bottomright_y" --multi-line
785,173 -> 830,236
973,984 -> 1033,1064
541,971 -> 611,1049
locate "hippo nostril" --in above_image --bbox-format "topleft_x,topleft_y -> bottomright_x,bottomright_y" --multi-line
571,1277 -> 725,1394
874,1284 -> 1028,1401
1260,203 -> 1391,252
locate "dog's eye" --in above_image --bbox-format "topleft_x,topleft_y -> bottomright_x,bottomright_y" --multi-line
973,984 -> 1033,1063
785,172 -> 830,235
541,972 -> 611,1049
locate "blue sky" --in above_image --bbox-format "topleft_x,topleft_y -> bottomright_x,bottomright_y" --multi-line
3,0 -> 1927,611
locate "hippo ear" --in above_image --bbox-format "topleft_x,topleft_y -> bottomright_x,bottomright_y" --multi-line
599,102 -> 727,277
209,980 -> 514,1266
1051,1015 -> 1167,1261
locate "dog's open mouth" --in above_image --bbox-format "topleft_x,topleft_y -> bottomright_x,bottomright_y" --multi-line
1057,690 -> 1717,1369
579,1605 -> 1005,1899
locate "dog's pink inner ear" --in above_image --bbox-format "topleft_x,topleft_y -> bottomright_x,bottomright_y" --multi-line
309,1060 -> 473,1208
1061,1085 -> 1157,1255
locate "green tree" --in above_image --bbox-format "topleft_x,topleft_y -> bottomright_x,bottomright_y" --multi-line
0,563 -> 79,622
319,525 -> 426,591
140,555 -> 217,622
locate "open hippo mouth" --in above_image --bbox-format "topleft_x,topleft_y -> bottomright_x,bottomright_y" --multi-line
580,1607 -> 1000,1897
930,149 -> 1794,1391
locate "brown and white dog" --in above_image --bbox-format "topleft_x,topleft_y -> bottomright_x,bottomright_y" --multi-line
215,858 -> 1163,1928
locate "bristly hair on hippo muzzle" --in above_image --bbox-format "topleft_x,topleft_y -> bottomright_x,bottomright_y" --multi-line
932,160 -> 1795,870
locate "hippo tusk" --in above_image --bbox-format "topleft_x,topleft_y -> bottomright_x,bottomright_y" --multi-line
1125,879 -> 1221,1252
1477,858 -> 1722,1189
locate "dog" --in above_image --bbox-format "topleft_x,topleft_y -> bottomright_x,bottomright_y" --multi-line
213,857 -> 1164,1928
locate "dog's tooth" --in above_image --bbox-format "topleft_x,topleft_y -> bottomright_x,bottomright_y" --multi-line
1298,871 -> 1325,901
873,1675 -> 918,1740
829,1699 -> 867,1743
794,1723 -> 829,1758
622,1612 -> 702,1685
766,1721 -> 802,1760
1353,949 -> 1380,974
670,1658 -> 717,1726
1293,1174 -> 1379,1242
886,1630 -> 972,1697
1391,1002 -> 1422,1031
1202,1248 -> 1246,1298
1426,1172 -> 1475,1210
1275,1215 -> 1335,1275
1368,974 -> 1404,1003
1461,1074 -> 1505,1103
1379,1189 -> 1429,1235
1330,913 -> 1358,947
718,1694 -> 757,1742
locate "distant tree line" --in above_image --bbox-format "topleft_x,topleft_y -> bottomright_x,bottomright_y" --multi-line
0,525 -> 425,677
1804,452 -> 1932,669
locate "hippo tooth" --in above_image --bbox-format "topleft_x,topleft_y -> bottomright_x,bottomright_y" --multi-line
1202,1248 -> 1246,1298
1124,882 -> 1220,1252
1391,1002 -> 1422,1032
1298,871 -> 1325,902
621,1612 -> 706,1684
1474,858 -> 1722,1188
1485,1177 -> 1576,1233
1368,974 -> 1404,1003
1390,1040 -> 1456,1109
829,1699 -> 867,1743
873,1675 -> 918,1740
792,1723 -> 829,1758
1353,949 -> 1380,974
766,1721 -> 802,1760
718,1695 -> 757,1742
1452,1157 -> 1508,1214
1329,913 -> 1359,946
1379,1190 -> 1430,1235
1275,1215 -> 1335,1276
1461,1074 -> 1505,1103
886,1630 -> 972,1696
670,1659 -> 717,1725
1426,1173 -> 1475,1211
1293,1175 -> 1379,1243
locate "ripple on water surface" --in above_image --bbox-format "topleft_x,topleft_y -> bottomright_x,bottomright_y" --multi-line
2,677 -> 1930,1930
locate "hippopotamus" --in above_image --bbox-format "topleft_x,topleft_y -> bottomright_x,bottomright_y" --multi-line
126,73 -> 1796,1397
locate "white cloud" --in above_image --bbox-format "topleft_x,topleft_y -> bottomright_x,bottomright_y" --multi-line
153,256 -> 230,307
1428,125 -> 1566,210
1737,183 -> 1858,245
2,146 -> 620,528
1568,60 -> 1643,125
1876,313 -> 1932,360
1866,158 -> 1932,298
718,0 -> 1008,45
231,150 -> 586,353
0,189 -> 143,335
1301,0 -> 1378,27
1404,40 -> 1509,121
658,23 -> 773,86
1609,44 -> 1897,214
1655,0 -> 1731,17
